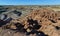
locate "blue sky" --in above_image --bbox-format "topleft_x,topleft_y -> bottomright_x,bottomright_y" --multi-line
0,0 -> 60,5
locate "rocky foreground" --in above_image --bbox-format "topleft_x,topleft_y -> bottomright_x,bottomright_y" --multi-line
0,7 -> 60,36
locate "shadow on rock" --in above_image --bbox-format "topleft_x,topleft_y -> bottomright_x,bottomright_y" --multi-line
0,18 -> 12,27
27,18 -> 41,30
13,10 -> 22,16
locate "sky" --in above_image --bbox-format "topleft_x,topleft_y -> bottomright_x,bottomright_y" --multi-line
0,0 -> 60,5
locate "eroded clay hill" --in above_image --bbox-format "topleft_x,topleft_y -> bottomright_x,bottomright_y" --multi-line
4,8 -> 60,36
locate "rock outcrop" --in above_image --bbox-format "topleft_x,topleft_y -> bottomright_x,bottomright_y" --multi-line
3,8 -> 60,36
